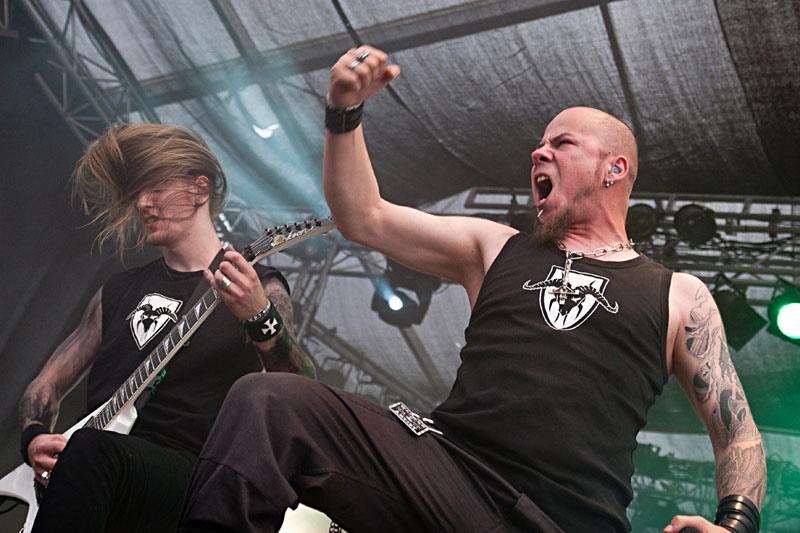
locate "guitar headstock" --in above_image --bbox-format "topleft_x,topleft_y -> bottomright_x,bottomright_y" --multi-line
242,217 -> 336,263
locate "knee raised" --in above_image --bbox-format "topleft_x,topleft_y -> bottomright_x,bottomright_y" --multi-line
227,372 -> 316,407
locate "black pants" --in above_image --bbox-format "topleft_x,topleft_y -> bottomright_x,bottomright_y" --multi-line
179,373 -> 561,533
33,428 -> 194,533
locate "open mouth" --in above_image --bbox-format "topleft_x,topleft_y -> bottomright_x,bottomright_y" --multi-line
535,175 -> 553,201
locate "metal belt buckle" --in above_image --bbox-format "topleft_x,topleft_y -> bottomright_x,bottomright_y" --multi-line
389,402 -> 441,436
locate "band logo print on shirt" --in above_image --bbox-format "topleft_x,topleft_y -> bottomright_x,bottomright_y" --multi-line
125,293 -> 182,349
523,265 -> 619,330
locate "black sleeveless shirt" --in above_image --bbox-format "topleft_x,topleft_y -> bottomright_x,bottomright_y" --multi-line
433,234 -> 671,531
87,258 -> 288,460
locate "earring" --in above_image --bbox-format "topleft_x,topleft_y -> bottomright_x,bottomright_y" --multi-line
605,179 -> 615,188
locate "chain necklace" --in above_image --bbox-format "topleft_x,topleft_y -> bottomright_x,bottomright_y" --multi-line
551,240 -> 635,304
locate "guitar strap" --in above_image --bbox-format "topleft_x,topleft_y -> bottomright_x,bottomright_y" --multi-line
134,248 -> 226,411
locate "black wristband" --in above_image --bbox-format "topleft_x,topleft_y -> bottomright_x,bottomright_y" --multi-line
20,423 -> 49,465
325,101 -> 363,133
245,304 -> 284,342
715,494 -> 760,533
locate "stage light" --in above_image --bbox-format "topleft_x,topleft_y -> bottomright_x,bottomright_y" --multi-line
625,204 -> 659,241
711,275 -> 766,351
388,295 -> 403,311
674,204 -> 717,246
371,288 -> 419,328
767,279 -> 800,346
370,258 -> 442,328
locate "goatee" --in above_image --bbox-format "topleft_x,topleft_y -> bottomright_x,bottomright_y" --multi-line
533,206 -> 573,244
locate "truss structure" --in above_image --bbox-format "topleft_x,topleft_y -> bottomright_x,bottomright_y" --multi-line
465,187 -> 800,307
629,444 -> 800,532
0,0 -> 18,38
21,0 -> 157,146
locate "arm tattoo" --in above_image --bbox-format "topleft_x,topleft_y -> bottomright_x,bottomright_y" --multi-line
717,442 -> 767,506
683,283 -> 766,506
19,289 -> 103,430
683,284 -> 759,448
254,278 -> 316,378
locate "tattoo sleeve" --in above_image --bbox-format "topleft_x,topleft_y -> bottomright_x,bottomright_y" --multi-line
251,278 -> 316,379
681,282 -> 767,506
18,289 -> 104,431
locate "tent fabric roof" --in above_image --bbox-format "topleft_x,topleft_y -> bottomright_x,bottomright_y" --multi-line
37,0 -> 800,209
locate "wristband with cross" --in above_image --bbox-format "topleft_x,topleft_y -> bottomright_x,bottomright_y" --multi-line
243,300 -> 284,342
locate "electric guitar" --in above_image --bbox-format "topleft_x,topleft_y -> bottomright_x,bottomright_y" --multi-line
0,217 -> 336,532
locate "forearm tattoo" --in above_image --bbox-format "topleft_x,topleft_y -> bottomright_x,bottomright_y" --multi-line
18,390 -> 58,430
19,290 -> 103,430
683,283 -> 766,505
717,442 -> 767,505
257,279 -> 316,378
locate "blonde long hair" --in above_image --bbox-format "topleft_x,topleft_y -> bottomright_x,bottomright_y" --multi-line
72,123 -> 227,255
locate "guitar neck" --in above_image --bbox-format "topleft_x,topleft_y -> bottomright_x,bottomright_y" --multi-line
83,216 -> 336,431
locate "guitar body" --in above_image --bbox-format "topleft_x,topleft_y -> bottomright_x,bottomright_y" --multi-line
0,217 -> 336,532
0,402 -> 137,532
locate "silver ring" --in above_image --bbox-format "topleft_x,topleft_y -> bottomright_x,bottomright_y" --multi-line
355,49 -> 370,61
219,276 -> 232,290
348,59 -> 361,70
41,471 -> 49,481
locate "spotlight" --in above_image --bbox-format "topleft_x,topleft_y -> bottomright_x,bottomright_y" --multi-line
370,258 -> 442,328
371,288 -> 419,328
625,204 -> 659,241
767,279 -> 800,346
711,275 -> 766,350
674,204 -> 717,246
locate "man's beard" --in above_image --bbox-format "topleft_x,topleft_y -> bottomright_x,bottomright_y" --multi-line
533,184 -> 597,244
533,206 -> 573,244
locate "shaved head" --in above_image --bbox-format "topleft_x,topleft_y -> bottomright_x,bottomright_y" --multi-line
553,106 -> 639,185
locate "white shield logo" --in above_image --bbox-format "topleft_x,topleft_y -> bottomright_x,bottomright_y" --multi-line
125,293 -> 182,349
523,266 -> 619,330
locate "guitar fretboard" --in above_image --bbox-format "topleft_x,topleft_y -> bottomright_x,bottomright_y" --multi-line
82,216 -> 335,431
84,286 -> 221,429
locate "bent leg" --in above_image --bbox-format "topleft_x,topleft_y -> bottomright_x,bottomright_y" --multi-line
180,373 -> 559,533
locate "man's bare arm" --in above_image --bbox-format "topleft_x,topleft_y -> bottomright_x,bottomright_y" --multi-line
323,46 -> 517,305
19,288 -> 104,431
671,274 -> 767,506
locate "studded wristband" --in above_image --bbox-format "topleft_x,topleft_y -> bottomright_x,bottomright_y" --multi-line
245,303 -> 284,342
243,299 -> 272,324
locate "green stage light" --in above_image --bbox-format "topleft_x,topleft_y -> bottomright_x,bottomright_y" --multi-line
775,302 -> 800,339
767,279 -> 800,346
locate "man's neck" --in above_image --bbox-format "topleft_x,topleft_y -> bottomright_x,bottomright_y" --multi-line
160,220 -> 223,272
557,219 -> 636,260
